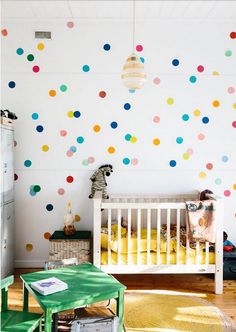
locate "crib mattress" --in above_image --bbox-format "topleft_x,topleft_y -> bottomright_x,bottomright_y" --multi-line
101,250 -> 215,265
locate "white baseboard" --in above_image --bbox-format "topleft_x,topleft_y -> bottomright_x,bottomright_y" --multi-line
15,260 -> 45,268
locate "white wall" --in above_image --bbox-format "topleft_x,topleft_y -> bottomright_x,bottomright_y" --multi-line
1,17 -> 236,266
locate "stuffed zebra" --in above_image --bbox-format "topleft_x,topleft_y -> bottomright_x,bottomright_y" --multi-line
89,164 -> 113,199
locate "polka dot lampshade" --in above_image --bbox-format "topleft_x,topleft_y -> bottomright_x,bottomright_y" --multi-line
121,53 -> 147,89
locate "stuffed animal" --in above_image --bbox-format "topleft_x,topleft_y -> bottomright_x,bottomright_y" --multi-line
223,231 -> 235,252
199,189 -> 214,201
89,164 -> 113,199
63,201 -> 76,235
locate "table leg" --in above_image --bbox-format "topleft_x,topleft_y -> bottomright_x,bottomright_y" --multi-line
45,308 -> 53,332
52,313 -> 58,332
116,290 -> 125,332
23,283 -> 29,312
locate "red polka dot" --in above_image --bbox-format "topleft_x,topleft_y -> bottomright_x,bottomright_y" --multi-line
224,190 -> 231,197
230,31 -> 236,39
136,45 -> 143,52
66,176 -> 74,183
32,65 -> 40,73
197,65 -> 204,73
99,91 -> 106,98
1,29 -> 8,36
232,121 -> 236,128
206,163 -> 213,170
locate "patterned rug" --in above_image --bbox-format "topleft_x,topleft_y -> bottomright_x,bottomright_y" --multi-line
42,291 -> 236,331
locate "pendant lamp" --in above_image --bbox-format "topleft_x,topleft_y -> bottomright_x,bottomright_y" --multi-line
121,0 -> 146,90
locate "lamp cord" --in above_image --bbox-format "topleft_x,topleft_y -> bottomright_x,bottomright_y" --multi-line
132,0 -> 135,53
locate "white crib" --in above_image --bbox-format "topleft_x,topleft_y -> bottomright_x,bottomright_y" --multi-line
92,192 -> 224,294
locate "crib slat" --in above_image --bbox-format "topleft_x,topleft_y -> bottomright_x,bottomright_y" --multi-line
137,209 -> 141,265
176,208 -> 180,265
127,209 -> 131,265
117,209 -> 121,265
147,209 -> 151,265
107,209 -> 111,265
205,242 -> 209,265
156,209 -> 161,265
185,210 -> 190,264
166,209 -> 171,264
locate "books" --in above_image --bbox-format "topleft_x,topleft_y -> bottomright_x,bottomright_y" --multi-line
30,277 -> 68,295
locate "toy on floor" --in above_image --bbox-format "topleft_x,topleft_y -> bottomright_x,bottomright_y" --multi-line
63,201 -> 76,235
223,231 -> 235,252
89,164 -> 113,199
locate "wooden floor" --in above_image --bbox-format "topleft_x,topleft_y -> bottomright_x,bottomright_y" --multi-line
8,269 -> 236,325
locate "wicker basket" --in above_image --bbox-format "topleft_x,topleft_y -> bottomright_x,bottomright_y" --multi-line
49,231 -> 91,263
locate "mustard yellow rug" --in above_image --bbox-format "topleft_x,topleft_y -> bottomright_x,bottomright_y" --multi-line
123,291 -> 236,332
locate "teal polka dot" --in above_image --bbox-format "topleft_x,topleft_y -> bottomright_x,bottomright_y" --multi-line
222,155 -> 229,162
60,84 -> 67,92
77,136 -> 84,144
24,160 -> 32,167
70,146 -> 77,153
32,113 -> 39,120
225,50 -> 232,57
182,114 -> 189,121
123,158 -> 130,165
176,137 -> 183,144
129,89 -> 136,93
140,57 -> 145,63
16,48 -> 24,55
189,76 -> 197,83
82,159 -> 89,166
125,134 -> 132,141
82,65 -> 90,72
215,178 -> 222,185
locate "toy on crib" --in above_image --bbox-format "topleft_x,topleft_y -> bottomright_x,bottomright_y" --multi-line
63,201 -> 76,236
89,164 -> 113,199
199,189 -> 214,201
223,231 -> 235,252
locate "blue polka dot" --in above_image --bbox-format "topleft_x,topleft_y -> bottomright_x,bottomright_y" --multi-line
74,111 -> 81,118
189,75 -> 197,83
24,160 -> 32,167
124,103 -> 131,110
222,155 -> 229,162
46,204 -> 53,211
176,137 -> 183,144
129,89 -> 136,93
125,134 -> 132,141
140,57 -> 145,63
202,116 -> 209,124
103,43 -> 111,51
32,113 -> 39,120
36,125 -> 44,132
77,136 -> 84,144
123,158 -> 130,165
82,65 -> 90,72
172,59 -> 179,66
29,189 -> 36,196
16,48 -> 24,55
182,114 -> 189,121
169,160 -> 177,167
110,121 -> 118,129
70,146 -> 77,153
8,81 -> 16,88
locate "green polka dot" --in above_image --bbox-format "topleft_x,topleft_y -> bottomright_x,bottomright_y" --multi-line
82,159 -> 89,166
60,84 -> 67,92
33,185 -> 41,192
215,178 -> 222,185
225,50 -> 232,57
27,54 -> 34,61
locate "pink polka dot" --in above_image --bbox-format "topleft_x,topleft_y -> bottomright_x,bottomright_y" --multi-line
198,133 -> 205,140
88,156 -> 95,164
187,148 -> 193,155
58,188 -> 65,195
228,87 -> 235,94
131,158 -> 138,165
197,65 -> 204,73
32,65 -> 40,73
224,190 -> 231,197
67,21 -> 74,28
153,77 -> 161,85
153,116 -> 160,123
60,130 -> 67,136
232,121 -> 236,128
1,29 -> 8,36
66,150 -> 73,157
136,45 -> 143,52
206,163 -> 213,170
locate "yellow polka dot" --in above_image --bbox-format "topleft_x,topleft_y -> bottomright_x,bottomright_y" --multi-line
67,111 -> 74,118
42,145 -> 49,152
233,184 -> 236,190
75,214 -> 81,222
193,109 -> 201,116
130,136 -> 137,143
108,146 -> 115,154
182,153 -> 190,160
233,103 -> 236,109
199,172 -> 207,179
212,71 -> 220,76
37,42 -> 45,50
93,125 -> 101,133
212,100 -> 220,107
49,89 -> 56,97
153,138 -> 160,145
26,243 -> 33,251
166,98 -> 174,105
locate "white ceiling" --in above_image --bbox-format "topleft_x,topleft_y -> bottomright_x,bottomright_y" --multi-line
2,0 -> 236,20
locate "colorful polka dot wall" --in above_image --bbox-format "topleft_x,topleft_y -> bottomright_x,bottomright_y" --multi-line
4,15 -> 236,257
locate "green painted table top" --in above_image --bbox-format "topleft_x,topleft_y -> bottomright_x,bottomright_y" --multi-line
20,263 -> 126,313
49,231 -> 91,240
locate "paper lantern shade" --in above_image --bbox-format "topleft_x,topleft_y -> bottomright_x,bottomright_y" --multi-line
121,53 -> 147,90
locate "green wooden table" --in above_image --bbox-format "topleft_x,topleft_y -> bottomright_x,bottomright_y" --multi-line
20,263 -> 126,332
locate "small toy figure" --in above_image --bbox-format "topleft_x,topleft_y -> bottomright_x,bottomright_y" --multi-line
63,202 -> 76,235
89,164 -> 113,199
223,231 -> 235,252
199,189 -> 214,201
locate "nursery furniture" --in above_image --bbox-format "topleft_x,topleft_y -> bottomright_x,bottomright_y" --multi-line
48,231 -> 91,263
21,263 -> 126,332
1,275 -> 42,331
92,191 -> 224,294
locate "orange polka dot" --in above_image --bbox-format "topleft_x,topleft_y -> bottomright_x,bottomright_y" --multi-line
75,215 -> 81,222
49,90 -> 56,97
26,243 -> 33,251
153,138 -> 160,145
99,91 -> 106,98
212,100 -> 220,107
233,184 -> 236,190
93,125 -> 101,132
44,232 -> 51,240
108,146 -> 115,154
